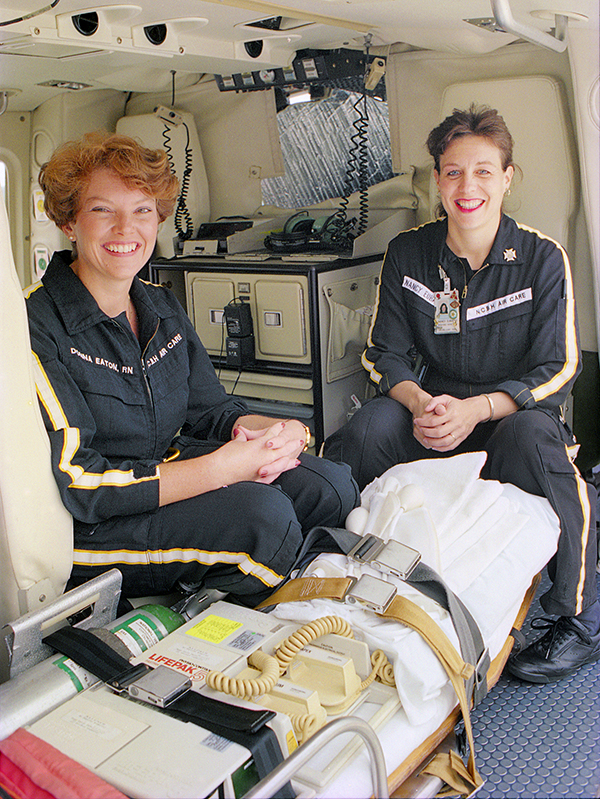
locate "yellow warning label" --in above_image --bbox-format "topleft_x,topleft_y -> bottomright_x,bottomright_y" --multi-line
186,615 -> 243,644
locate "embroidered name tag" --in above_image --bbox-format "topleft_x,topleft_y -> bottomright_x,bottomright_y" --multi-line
466,288 -> 532,320
402,276 -> 435,305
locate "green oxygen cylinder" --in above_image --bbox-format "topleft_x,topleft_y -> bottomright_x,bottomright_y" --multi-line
0,604 -> 184,740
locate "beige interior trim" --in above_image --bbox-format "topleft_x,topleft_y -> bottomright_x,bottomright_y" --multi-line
199,0 -> 374,33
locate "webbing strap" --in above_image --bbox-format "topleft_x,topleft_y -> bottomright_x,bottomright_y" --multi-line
258,577 -> 483,796
45,627 -> 133,683
45,625 -> 295,797
423,750 -> 482,797
290,526 -> 489,704
409,562 -> 488,705
384,596 -> 482,795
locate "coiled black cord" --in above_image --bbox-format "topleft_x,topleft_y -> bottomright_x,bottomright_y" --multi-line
162,120 -> 195,241
352,91 -> 370,237
337,42 -> 371,243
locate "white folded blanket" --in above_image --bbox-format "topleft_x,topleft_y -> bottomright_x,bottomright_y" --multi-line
272,452 -> 560,727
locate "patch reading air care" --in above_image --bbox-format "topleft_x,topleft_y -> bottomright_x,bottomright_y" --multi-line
146,333 -> 183,369
466,288 -> 532,321
402,276 -> 436,305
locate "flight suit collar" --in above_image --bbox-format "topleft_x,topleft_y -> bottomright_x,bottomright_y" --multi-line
437,214 -> 525,270
43,251 -> 175,335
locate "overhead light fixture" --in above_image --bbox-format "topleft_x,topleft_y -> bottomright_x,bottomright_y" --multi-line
131,17 -> 208,53
242,15 -> 313,32
143,23 -> 168,46
71,11 -> 100,37
244,39 -> 264,58
287,88 -> 312,105
37,79 -> 92,90
463,17 -> 507,33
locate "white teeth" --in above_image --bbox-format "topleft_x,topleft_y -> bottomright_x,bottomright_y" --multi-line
457,199 -> 483,210
105,243 -> 138,253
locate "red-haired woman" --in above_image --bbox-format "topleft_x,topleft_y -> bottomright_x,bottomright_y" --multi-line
27,131 -> 358,608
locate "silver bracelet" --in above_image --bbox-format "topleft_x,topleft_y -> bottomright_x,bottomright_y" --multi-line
483,393 -> 495,422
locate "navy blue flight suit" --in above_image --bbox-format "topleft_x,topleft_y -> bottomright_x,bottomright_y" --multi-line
324,216 -> 597,619
27,252 -> 358,604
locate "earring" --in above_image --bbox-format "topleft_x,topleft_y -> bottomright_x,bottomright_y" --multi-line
505,188 -> 511,196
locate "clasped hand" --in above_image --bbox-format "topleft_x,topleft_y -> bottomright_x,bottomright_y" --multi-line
412,394 -> 481,452
225,420 -> 305,484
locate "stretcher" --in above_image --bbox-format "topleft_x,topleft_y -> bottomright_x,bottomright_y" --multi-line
0,451 -> 560,799
264,450 -> 560,797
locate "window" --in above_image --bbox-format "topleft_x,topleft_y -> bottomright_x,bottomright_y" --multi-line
261,89 -> 393,209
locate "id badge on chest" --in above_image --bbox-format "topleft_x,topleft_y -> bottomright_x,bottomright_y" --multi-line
434,272 -> 460,334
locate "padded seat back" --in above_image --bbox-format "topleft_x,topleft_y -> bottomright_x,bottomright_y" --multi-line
0,198 -> 72,630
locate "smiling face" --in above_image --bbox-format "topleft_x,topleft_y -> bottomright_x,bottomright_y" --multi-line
434,135 -> 513,244
62,168 -> 159,293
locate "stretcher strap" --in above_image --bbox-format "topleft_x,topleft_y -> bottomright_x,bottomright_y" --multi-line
45,625 -> 295,798
45,627 -> 132,683
290,525 -> 489,705
423,750 -> 482,798
385,596 -> 482,796
258,577 -> 483,796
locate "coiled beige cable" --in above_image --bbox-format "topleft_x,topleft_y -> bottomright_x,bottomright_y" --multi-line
288,712 -> 323,743
365,649 -> 396,689
205,649 -> 279,699
274,615 -> 355,674
206,616 -> 395,710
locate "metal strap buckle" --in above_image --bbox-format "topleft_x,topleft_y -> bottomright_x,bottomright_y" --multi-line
108,662 -> 152,694
348,535 -> 421,580
127,665 -> 192,708
344,574 -> 397,614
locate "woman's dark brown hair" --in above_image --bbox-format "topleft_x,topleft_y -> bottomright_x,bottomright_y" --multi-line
426,103 -> 515,173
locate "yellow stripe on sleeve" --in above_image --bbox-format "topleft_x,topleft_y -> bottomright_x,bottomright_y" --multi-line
33,352 -> 158,491
517,224 -> 580,403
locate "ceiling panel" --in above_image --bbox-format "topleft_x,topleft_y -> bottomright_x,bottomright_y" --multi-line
0,0 -> 596,110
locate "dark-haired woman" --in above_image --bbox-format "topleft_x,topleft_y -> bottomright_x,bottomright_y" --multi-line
26,131 -> 358,608
324,105 -> 599,683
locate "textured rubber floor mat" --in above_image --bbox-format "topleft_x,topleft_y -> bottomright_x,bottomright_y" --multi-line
471,570 -> 600,798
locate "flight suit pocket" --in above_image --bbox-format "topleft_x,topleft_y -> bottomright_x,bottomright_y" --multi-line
466,302 -> 532,380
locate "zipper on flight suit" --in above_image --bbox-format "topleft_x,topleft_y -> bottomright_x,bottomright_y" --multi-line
140,318 -> 160,403
461,261 -> 490,299
112,314 -> 159,406
135,315 -> 162,459
459,262 -> 490,395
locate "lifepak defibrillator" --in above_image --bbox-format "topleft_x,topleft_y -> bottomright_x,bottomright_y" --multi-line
1,486 -> 490,798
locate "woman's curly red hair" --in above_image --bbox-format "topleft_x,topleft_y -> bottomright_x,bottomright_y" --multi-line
39,130 -> 179,226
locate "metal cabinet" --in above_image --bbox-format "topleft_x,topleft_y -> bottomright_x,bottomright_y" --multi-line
149,255 -> 382,449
